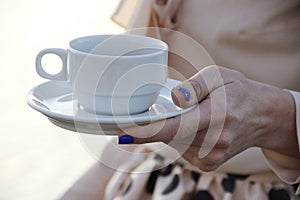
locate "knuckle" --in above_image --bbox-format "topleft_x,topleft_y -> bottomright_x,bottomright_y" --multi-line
204,65 -> 221,72
216,135 -> 230,149
183,150 -> 222,172
230,70 -> 247,83
232,70 -> 245,79
200,151 -> 223,171
189,78 -> 208,100
225,110 -> 239,124
204,154 -> 219,165
158,117 -> 181,143
185,155 -> 217,172
200,164 -> 218,172
217,66 -> 247,83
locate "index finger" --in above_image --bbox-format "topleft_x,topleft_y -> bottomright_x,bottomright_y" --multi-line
119,116 -> 181,144
118,100 -> 211,145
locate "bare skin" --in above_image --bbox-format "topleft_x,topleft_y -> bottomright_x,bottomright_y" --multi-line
119,66 -> 299,171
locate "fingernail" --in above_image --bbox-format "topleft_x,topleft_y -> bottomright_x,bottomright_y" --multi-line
177,87 -> 190,101
118,135 -> 134,144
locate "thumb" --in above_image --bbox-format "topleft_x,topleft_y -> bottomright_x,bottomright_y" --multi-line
171,65 -> 229,108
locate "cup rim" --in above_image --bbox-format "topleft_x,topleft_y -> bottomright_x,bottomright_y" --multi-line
68,34 -> 168,58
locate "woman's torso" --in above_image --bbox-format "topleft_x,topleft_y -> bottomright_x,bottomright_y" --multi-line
152,0 -> 300,174
161,0 -> 300,90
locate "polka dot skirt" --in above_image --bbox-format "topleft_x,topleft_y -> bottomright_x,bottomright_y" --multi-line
104,149 -> 299,200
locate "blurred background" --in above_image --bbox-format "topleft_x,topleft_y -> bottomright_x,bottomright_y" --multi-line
0,0 -> 123,199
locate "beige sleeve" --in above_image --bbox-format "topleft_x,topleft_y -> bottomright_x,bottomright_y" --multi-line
111,0 -> 152,30
262,90 -> 300,195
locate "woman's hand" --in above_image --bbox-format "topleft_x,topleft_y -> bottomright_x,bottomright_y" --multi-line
118,66 -> 299,171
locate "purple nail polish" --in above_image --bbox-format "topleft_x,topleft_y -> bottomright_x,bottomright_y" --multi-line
177,87 -> 190,101
118,135 -> 134,144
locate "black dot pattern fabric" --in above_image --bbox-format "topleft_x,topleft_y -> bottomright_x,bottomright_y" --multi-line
191,190 -> 214,200
268,188 -> 290,200
105,152 -> 298,200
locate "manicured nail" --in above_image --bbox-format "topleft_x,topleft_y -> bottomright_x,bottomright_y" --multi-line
177,87 -> 190,101
118,135 -> 134,144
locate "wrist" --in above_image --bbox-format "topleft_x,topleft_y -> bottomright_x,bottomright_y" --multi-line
257,83 -> 297,156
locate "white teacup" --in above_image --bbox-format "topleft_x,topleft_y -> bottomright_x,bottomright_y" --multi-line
36,34 -> 168,115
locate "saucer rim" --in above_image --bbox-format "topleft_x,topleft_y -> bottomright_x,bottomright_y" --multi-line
26,79 -> 197,124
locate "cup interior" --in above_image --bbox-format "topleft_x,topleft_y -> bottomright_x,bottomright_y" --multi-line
69,35 -> 168,57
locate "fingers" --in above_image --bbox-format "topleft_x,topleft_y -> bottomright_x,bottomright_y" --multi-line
118,66 -> 236,145
171,65 -> 234,109
118,101 -> 204,144
118,116 -> 181,144
118,98 -> 212,145
181,146 -> 227,172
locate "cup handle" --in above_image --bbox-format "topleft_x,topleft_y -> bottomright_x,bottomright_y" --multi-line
35,48 -> 67,81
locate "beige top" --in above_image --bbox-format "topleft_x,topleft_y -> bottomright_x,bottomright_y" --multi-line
112,0 -> 300,192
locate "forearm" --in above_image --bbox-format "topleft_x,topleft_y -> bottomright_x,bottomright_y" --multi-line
252,81 -> 300,188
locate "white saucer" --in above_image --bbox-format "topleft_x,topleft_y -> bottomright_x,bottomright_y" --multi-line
26,79 -> 196,134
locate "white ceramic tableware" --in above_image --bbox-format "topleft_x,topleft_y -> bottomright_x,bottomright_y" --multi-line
36,34 -> 168,115
26,79 -> 197,134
